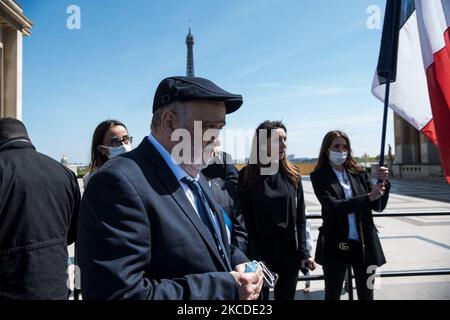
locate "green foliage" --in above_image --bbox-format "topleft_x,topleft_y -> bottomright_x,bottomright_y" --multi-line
77,166 -> 89,178
387,144 -> 395,163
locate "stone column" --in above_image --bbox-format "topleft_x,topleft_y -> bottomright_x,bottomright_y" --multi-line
3,28 -> 23,120
394,113 -> 420,164
420,133 -> 441,165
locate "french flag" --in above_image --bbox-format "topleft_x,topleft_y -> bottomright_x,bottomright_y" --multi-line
372,0 -> 450,183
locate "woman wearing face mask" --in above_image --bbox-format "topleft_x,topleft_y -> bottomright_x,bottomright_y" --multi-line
238,120 -> 315,300
83,120 -> 133,187
310,130 -> 390,300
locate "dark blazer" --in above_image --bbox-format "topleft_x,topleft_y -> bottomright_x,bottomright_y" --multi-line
310,165 -> 390,267
77,138 -> 249,300
238,167 -> 310,270
0,140 -> 80,300
204,163 -> 248,253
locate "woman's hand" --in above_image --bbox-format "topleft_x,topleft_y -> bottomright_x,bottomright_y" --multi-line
369,182 -> 386,201
301,258 -> 316,271
377,166 -> 389,181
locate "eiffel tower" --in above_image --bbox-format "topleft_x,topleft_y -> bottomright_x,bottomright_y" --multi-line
186,27 -> 195,77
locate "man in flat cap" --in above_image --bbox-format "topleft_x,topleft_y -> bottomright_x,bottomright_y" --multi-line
77,76 -> 262,300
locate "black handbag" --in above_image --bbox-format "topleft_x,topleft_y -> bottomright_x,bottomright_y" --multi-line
316,232 -> 363,264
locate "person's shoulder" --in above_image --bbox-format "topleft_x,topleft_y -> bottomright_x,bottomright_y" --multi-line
350,166 -> 369,180
107,139 -> 158,174
238,165 -> 252,183
93,158 -> 132,182
34,150 -> 77,177
90,153 -> 150,189
0,147 -> 20,164
224,162 -> 238,176
310,166 -> 325,179
359,168 -> 369,177
83,164 -> 129,197
33,149 -> 62,166
310,165 -> 332,187
102,153 -> 141,173
82,170 -> 95,187
237,165 -> 246,177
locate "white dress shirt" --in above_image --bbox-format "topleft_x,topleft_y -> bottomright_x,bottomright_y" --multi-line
147,134 -> 203,214
332,168 -> 360,241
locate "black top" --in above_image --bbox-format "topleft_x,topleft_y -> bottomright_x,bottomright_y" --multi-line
238,167 -> 309,269
202,154 -> 248,253
0,140 -> 80,299
310,164 -> 390,266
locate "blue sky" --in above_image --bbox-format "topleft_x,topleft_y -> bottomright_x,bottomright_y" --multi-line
20,0 -> 393,164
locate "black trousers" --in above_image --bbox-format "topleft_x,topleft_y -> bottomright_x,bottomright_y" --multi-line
323,261 -> 375,300
262,264 -> 299,300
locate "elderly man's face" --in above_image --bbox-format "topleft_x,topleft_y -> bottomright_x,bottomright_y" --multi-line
175,100 -> 226,171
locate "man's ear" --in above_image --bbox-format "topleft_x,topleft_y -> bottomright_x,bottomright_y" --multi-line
161,111 -> 176,134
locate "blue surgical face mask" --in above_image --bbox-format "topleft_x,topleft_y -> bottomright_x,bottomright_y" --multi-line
102,144 -> 132,159
328,150 -> 348,166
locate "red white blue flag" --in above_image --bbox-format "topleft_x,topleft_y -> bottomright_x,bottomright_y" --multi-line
372,0 -> 450,183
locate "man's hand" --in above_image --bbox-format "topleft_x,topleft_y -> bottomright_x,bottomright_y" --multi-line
234,262 -> 247,273
235,262 -> 264,290
301,257 -> 316,271
230,262 -> 264,300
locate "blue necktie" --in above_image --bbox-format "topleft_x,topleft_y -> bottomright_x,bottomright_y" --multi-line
182,177 -> 231,270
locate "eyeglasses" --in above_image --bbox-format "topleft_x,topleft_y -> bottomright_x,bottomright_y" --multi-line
107,135 -> 133,147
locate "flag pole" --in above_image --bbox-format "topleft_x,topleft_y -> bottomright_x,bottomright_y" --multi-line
374,0 -> 402,211
378,69 -> 391,168
376,70 -> 391,212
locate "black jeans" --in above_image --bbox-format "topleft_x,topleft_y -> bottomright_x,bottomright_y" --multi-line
261,264 -> 299,300
323,261 -> 375,300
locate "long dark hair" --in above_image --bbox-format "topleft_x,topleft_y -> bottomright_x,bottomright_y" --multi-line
315,130 -> 363,174
89,120 -> 127,171
241,120 -> 300,190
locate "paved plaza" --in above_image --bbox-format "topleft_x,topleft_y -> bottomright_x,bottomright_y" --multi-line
72,177 -> 450,300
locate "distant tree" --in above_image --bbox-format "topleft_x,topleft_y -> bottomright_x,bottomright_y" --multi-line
362,153 -> 369,168
77,166 -> 89,178
387,144 -> 394,164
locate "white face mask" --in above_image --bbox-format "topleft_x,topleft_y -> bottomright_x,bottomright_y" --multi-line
328,150 -> 348,166
103,144 -> 132,159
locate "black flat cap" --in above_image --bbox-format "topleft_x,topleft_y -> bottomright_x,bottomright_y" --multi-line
152,76 -> 243,114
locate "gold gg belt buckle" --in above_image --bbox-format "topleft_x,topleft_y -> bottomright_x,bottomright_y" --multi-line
339,242 -> 349,251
